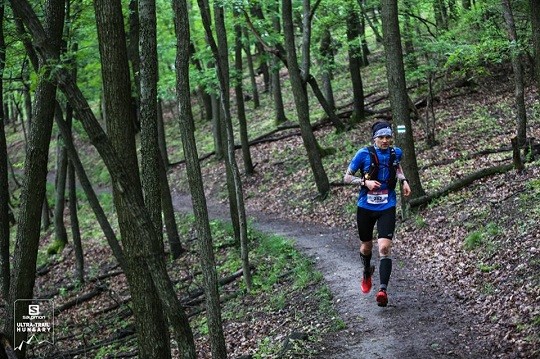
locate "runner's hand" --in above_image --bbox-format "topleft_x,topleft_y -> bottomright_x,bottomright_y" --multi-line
366,180 -> 381,191
402,181 -> 411,197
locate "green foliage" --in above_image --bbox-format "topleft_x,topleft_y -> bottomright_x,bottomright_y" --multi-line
413,214 -> 427,229
477,262 -> 499,273
463,222 -> 500,251
47,239 -> 66,255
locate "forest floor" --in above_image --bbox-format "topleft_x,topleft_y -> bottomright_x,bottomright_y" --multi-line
8,69 -> 540,359
168,70 -> 540,358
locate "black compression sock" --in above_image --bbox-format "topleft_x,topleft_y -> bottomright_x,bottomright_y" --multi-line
360,252 -> 372,273
379,257 -> 392,288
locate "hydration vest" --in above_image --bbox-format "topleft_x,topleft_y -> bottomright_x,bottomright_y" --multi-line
362,146 -> 399,190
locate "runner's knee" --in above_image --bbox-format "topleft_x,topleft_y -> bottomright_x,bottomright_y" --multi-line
378,240 -> 392,256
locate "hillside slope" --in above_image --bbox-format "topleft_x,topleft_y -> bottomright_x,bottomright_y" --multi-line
171,72 -> 540,358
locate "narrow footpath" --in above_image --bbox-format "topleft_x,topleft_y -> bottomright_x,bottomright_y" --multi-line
173,191 -> 490,359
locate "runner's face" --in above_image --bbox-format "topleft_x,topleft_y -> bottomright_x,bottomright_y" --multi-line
375,135 -> 392,149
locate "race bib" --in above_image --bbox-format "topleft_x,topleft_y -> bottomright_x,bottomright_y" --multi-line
367,189 -> 389,204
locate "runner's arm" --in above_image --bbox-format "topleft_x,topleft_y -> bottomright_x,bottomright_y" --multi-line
344,168 -> 364,185
396,165 -> 411,196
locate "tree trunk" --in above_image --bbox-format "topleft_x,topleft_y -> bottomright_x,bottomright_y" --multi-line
66,107 -> 84,283
41,196 -> 50,230
157,101 -> 184,258
211,92 -> 224,160
16,5 -> 125,269
188,42 -> 213,121
157,98 -> 169,167
52,107 -> 69,253
173,0 -> 227,357
402,0 -> 418,70
54,106 -> 125,267
380,0 -> 426,200
358,7 -> 370,65
250,4 -> 270,92
10,2 -> 196,357
0,3 -> 10,300
530,0 -> 540,95
213,0 -> 252,292
319,28 -> 336,111
359,0 -> 383,43
128,0 -> 141,102
93,1 -> 172,358
346,2 -> 365,123
243,10 -> 346,132
234,14 -> 254,176
501,0 -> 527,146
282,0 -> 330,198
270,0 -> 288,125
22,73 -> 32,127
243,29 -> 261,109
138,0 -> 166,250
433,0 -> 448,31
5,0 -> 64,354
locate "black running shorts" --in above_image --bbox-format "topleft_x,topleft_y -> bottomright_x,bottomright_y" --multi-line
356,206 -> 396,242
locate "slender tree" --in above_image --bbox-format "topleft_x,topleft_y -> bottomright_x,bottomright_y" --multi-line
243,28 -> 260,108
319,28 -> 336,111
380,0 -> 426,200
243,7 -> 346,132
157,99 -> 169,167
359,0 -> 383,43
233,12 -> 254,175
15,6 -> 125,268
7,2 -> 197,357
93,0 -> 173,357
52,107 -> 69,253
346,1 -> 365,123
210,0 -> 252,294
529,0 -> 540,96
0,3 -> 10,300
269,0 -> 288,124
139,0 -> 162,239
5,0 -> 65,354
501,0 -> 527,146
282,0 -> 330,197
173,0 -> 227,357
139,0 -> 183,258
64,101 -> 85,283
188,42 -> 213,121
250,3 -> 270,92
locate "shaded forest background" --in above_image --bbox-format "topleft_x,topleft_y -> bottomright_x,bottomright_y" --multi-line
0,0 -> 539,358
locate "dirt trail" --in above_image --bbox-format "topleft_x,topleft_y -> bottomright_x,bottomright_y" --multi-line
173,191 -> 489,359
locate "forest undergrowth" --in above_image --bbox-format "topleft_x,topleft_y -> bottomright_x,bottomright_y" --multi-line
170,68 -> 540,358
4,66 -> 540,358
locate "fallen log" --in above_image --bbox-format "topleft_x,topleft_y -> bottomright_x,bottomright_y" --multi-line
54,285 -> 106,315
42,326 -> 136,359
409,163 -> 514,208
181,265 -> 253,305
39,269 -> 122,299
